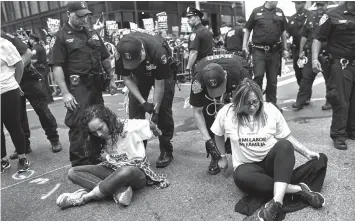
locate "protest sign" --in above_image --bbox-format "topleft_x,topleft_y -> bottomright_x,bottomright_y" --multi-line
180,17 -> 192,33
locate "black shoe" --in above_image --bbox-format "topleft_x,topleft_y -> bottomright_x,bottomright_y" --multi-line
10,146 -> 32,160
18,157 -> 30,173
292,102 -> 303,110
348,134 -> 355,141
304,100 -> 311,106
321,101 -> 332,110
156,152 -> 173,168
296,183 -> 325,208
208,158 -> 220,175
1,159 -> 11,173
257,199 -> 282,221
333,139 -> 347,150
51,141 -> 63,153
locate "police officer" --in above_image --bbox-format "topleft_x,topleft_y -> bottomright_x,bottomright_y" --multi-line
293,1 -> 331,111
49,2 -> 117,166
185,7 -> 213,77
243,1 -> 289,112
116,30 -> 176,168
224,18 -> 246,56
288,1 -> 313,86
313,1 -> 355,150
189,54 -> 250,175
1,30 -> 63,159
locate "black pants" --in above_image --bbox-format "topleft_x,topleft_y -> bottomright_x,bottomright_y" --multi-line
20,78 -> 59,148
292,47 -> 303,86
37,65 -> 54,102
1,89 -> 26,158
327,62 -> 355,140
65,75 -> 104,166
252,48 -> 281,104
128,76 -> 175,154
233,139 -> 295,196
296,54 -> 330,105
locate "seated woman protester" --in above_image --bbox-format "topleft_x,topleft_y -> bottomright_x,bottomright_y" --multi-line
56,105 -> 169,209
210,79 -> 325,221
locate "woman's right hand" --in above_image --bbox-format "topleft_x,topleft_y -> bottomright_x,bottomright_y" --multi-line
218,156 -> 228,172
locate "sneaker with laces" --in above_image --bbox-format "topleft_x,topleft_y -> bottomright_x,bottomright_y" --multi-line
257,199 -> 282,221
113,186 -> 133,206
17,158 -> 30,173
296,183 -> 325,208
56,189 -> 88,209
1,159 -> 11,173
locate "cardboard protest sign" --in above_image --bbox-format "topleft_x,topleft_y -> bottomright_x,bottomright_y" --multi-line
180,17 -> 192,33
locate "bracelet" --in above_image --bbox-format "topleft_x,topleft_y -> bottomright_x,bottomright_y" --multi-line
221,154 -> 227,157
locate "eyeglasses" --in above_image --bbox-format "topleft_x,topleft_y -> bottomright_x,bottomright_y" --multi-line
245,99 -> 260,108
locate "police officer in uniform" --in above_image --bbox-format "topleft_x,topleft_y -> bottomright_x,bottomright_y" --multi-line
224,18 -> 246,56
243,1 -> 289,112
288,1 -> 313,86
116,30 -> 176,168
313,1 -> 355,150
49,2 -> 117,166
190,54 -> 250,175
1,31 -> 63,158
293,1 -> 331,111
185,7 -> 213,77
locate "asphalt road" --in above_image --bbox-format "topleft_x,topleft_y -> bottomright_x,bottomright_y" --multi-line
1,70 -> 355,221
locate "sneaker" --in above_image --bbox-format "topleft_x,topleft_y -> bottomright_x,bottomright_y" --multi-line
257,199 -> 282,221
17,157 -> 30,173
113,186 -> 133,206
296,183 -> 325,208
56,189 -> 88,209
1,159 -> 11,173
10,146 -> 32,160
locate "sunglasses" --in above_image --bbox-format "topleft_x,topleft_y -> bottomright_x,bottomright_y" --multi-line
245,99 -> 260,108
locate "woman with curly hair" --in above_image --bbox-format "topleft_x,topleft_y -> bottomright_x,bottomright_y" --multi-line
56,104 -> 169,209
211,79 -> 326,221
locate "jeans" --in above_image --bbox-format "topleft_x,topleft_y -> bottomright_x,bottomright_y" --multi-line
68,164 -> 147,195
233,139 -> 295,197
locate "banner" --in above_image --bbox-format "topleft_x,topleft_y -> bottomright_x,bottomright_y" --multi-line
180,17 -> 192,33
220,27 -> 231,35
105,20 -> 118,38
142,18 -> 154,32
156,12 -> 168,31
46,18 -> 61,34
129,22 -> 138,30
172,26 -> 179,37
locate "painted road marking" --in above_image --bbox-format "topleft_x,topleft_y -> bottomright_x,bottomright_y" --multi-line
30,178 -> 49,184
12,170 -> 35,180
41,183 -> 61,200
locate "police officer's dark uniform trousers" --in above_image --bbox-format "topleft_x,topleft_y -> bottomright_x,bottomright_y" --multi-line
49,23 -> 110,166
225,26 -> 244,56
245,5 -> 288,105
315,3 -> 355,149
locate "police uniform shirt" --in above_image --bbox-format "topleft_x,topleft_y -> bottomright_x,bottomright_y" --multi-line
189,54 -> 250,107
116,32 -> 171,80
1,32 -> 28,56
188,23 -> 213,61
245,5 -> 288,46
287,10 -> 312,48
315,3 -> 355,59
302,12 -> 327,50
32,43 -> 47,65
224,26 -> 244,52
49,23 -> 109,75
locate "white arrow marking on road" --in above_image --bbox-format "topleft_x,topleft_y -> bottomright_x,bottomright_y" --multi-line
41,183 -> 61,200
12,170 -> 35,180
30,178 -> 49,184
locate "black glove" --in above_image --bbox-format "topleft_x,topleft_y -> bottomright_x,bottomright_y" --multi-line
151,112 -> 159,125
205,139 -> 222,160
142,102 -> 154,114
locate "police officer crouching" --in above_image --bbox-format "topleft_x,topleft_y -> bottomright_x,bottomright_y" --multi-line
49,2 -> 117,166
189,54 -> 250,175
185,7 -> 213,78
116,30 -> 176,168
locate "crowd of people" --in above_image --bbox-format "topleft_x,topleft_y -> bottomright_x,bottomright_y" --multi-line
1,1 -> 355,221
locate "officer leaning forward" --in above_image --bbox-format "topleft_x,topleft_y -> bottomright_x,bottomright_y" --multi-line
1,30 -> 63,158
49,2 -> 117,166
185,7 -> 213,78
293,1 -> 331,111
224,18 -> 246,56
189,54 -> 250,175
313,1 -> 355,150
243,1 -> 289,113
116,29 -> 176,168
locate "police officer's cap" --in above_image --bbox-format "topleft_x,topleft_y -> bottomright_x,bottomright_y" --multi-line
292,1 -> 306,4
202,63 -> 227,98
315,1 -> 328,6
67,1 -> 92,17
186,7 -> 204,18
117,37 -> 142,70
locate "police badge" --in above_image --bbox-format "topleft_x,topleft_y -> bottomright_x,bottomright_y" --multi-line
319,14 -> 328,26
161,55 -> 167,64
190,33 -> 196,41
124,53 -> 131,60
49,36 -> 56,49
209,79 -> 217,87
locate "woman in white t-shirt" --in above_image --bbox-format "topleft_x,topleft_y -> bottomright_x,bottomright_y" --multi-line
211,79 -> 325,220
56,104 -> 169,209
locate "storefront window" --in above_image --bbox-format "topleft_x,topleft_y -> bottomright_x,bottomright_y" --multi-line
48,1 -> 59,10
89,2 -> 105,15
13,2 -> 22,19
1,2 -> 8,22
108,2 -> 134,11
20,2 -> 30,17
39,1 -> 49,13
29,1 -> 39,15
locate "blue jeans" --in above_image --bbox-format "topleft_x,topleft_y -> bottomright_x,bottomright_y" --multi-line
68,164 -> 147,195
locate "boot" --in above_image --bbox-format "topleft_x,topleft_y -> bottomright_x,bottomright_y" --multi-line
321,101 -> 332,110
292,102 -> 303,111
51,141 -> 63,153
333,139 -> 347,150
208,158 -> 220,175
156,152 -> 173,168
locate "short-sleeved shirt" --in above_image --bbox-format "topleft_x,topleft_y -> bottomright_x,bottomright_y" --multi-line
104,119 -> 152,167
314,3 -> 355,59
302,12 -> 328,50
189,54 -> 250,108
1,32 -> 28,56
0,38 -> 21,94
115,31 -> 172,81
287,10 -> 313,48
188,23 -> 213,61
49,23 -> 109,75
32,43 -> 47,66
211,102 -> 291,169
224,26 -> 244,52
245,5 -> 288,45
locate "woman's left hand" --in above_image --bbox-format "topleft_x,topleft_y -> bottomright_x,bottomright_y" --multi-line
305,150 -> 320,161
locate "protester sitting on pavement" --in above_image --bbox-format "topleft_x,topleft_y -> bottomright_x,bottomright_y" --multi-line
56,105 -> 169,209
211,79 -> 326,221
1,37 -> 30,173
